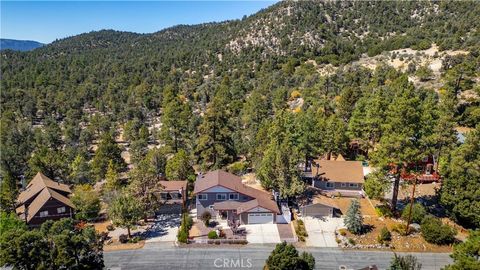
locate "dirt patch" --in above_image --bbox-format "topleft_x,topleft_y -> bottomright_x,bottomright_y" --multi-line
104,241 -> 145,251
330,197 -> 377,216
343,216 -> 453,252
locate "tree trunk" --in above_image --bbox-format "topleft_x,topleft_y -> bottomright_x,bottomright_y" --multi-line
127,227 -> 131,238
391,171 -> 400,213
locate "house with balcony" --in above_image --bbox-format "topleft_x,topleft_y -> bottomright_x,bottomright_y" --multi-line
193,170 -> 281,224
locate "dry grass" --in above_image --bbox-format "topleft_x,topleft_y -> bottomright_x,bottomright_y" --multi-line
104,241 -> 145,251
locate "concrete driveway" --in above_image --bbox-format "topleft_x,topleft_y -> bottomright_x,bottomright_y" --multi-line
303,216 -> 344,247
241,224 -> 281,244
145,213 -> 181,243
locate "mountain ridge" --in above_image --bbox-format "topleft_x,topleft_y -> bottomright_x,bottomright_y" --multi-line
0,38 -> 44,51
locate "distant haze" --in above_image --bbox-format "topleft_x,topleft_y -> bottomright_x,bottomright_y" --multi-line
0,39 -> 44,51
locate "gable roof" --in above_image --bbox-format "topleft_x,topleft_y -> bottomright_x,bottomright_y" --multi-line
16,172 -> 73,222
159,180 -> 187,192
194,170 -> 280,214
312,160 -> 364,183
18,172 -> 71,204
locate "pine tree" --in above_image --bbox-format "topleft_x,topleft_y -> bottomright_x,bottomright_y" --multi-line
345,199 -> 363,234
104,160 -> 121,192
371,76 -> 425,212
160,84 -> 192,153
165,149 -> 195,182
91,132 -> 125,181
69,154 -> 92,184
195,87 -> 235,170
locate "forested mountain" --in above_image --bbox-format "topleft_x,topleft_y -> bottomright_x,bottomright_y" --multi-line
0,39 -> 44,51
1,1 -> 479,227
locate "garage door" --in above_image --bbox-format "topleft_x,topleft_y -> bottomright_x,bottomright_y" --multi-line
248,213 -> 273,224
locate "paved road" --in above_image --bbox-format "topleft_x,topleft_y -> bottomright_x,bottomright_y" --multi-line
104,242 -> 452,270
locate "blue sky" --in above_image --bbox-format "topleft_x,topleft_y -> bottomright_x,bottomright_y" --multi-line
1,1 -> 277,43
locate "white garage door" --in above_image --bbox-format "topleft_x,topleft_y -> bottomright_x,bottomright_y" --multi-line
248,213 -> 273,224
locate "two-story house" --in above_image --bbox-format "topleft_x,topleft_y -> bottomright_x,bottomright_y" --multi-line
16,172 -> 74,227
193,170 -> 280,224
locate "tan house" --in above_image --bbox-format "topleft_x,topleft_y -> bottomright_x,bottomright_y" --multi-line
16,172 -> 74,226
310,160 -> 365,197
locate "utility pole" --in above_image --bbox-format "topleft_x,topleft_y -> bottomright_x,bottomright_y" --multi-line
405,176 -> 418,235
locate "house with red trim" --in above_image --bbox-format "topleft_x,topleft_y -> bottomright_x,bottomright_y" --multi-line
193,170 -> 281,224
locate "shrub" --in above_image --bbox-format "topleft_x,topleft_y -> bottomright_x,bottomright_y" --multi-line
339,229 -> 347,236
421,216 -> 457,245
128,236 -> 141,243
391,223 -> 408,236
265,242 -> 315,270
106,224 -> 115,231
294,220 -> 308,242
177,230 -> 188,243
227,161 -> 249,175
290,90 -> 301,99
208,231 -> 218,239
201,211 -> 212,226
402,203 -> 427,224
119,234 -> 128,244
377,227 -> 392,244
348,238 -> 356,245
375,205 -> 393,218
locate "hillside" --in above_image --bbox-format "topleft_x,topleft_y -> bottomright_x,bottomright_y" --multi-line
1,1 -> 479,195
0,38 -> 44,51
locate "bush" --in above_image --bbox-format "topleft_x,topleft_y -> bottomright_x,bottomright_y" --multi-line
294,220 -> 308,242
201,211 -> 212,226
375,205 -> 393,218
208,231 -> 218,239
377,227 -> 392,244
119,234 -> 128,244
348,238 -> 356,245
401,203 -> 427,224
227,161 -> 249,175
177,230 -> 188,243
339,229 -> 347,236
391,223 -> 408,236
128,236 -> 141,243
421,216 -> 457,245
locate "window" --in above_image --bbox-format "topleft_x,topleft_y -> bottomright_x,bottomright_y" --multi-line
160,192 -> 169,200
198,194 -> 208,200
326,182 -> 334,188
57,207 -> 66,214
229,193 -> 239,200
341,183 -> 346,187
39,211 -> 48,217
216,194 -> 227,201
349,183 -> 358,188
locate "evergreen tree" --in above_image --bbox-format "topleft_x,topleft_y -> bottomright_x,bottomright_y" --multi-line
443,230 -> 480,270
0,171 -> 18,213
389,254 -> 422,270
371,76 -> 424,212
128,158 -> 162,221
71,184 -> 101,221
165,149 -> 195,182
264,242 -> 315,270
345,199 -> 363,234
91,132 -> 125,181
440,125 -> 480,228
69,154 -> 92,184
195,87 -> 236,170
364,169 -> 390,200
108,194 -> 142,238
160,85 -> 192,153
104,160 -> 121,192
